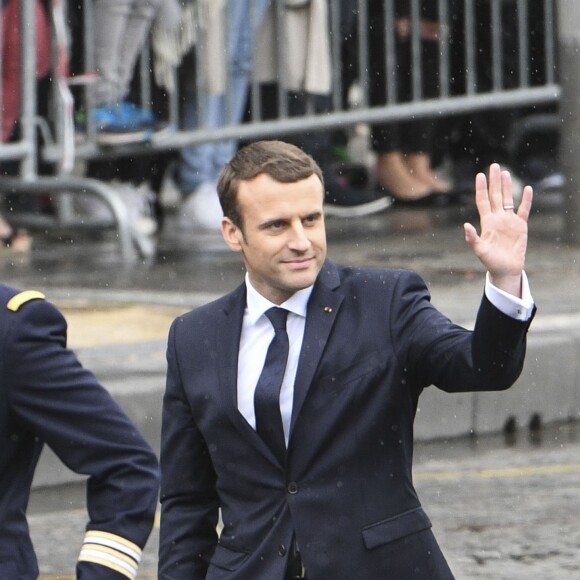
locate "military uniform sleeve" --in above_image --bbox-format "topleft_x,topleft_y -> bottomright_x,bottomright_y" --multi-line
6,296 -> 160,579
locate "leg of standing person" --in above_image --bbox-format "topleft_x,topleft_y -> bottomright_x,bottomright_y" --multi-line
1,0 -> 51,250
116,0 -> 163,102
2,0 -> 51,142
398,31 -> 450,193
92,0 -> 164,144
177,0 -> 270,232
93,0 -> 130,107
370,0 -> 449,203
448,0 -> 523,193
2,0 -> 23,143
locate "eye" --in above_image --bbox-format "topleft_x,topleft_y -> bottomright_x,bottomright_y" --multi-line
304,213 -> 320,226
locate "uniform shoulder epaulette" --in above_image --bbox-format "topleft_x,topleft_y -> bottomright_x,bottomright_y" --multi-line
7,290 -> 46,312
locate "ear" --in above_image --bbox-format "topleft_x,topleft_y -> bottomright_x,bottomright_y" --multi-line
221,217 -> 243,252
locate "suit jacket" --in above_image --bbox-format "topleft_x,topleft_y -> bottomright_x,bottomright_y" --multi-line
159,260 -> 534,579
0,284 -> 159,579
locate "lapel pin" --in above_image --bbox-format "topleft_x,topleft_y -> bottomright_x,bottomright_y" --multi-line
324,306 -> 333,313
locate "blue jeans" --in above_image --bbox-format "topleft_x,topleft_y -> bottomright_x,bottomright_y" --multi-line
179,0 -> 270,195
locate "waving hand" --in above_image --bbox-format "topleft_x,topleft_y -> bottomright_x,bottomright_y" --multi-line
464,163 -> 533,298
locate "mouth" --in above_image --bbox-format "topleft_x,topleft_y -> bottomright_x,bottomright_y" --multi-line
282,256 -> 316,270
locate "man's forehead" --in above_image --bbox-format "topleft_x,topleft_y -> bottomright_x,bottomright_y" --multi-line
239,172 -> 323,192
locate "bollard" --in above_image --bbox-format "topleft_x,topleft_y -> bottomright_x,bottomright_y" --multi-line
558,0 -> 580,244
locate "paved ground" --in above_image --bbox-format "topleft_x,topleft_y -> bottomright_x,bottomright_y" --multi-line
28,422 -> 580,579
5,187 -> 580,578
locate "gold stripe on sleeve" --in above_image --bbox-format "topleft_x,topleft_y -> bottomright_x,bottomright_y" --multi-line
83,530 -> 142,561
77,552 -> 136,580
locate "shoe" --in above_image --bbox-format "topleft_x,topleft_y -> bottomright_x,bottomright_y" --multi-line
93,102 -> 169,146
324,174 -> 392,218
75,180 -> 158,235
178,181 -> 224,233
114,180 -> 158,236
389,191 -> 453,208
159,160 -> 182,210
517,155 -> 565,193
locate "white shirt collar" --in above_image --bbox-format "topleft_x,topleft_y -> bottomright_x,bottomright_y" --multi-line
245,273 -> 313,324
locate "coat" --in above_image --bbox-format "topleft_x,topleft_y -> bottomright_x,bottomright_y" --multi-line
159,259 -> 534,579
0,285 -> 159,579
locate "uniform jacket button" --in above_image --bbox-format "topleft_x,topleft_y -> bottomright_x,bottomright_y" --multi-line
278,544 -> 287,556
287,481 -> 299,494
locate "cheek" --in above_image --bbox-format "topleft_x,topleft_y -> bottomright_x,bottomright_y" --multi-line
312,230 -> 327,249
247,239 -> 282,263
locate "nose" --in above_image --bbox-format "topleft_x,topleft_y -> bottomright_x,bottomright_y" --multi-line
288,223 -> 311,251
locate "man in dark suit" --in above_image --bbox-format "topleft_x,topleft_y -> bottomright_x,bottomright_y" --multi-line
0,285 -> 160,579
159,140 -> 535,579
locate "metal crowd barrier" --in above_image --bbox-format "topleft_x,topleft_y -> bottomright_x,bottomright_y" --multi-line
0,0 -> 561,260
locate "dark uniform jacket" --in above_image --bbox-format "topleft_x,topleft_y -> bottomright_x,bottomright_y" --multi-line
159,260 -> 535,579
0,284 -> 160,579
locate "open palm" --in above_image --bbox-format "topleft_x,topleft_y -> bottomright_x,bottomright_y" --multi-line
464,163 -> 533,297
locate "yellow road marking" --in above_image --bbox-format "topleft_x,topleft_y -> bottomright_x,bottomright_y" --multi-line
60,305 -> 184,348
414,463 -> 580,481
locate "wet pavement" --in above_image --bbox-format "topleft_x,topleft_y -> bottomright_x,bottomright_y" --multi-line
27,422 -> 580,579
4,187 -> 579,321
4,188 -> 580,578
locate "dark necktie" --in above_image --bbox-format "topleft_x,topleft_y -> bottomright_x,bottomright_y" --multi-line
254,307 -> 289,463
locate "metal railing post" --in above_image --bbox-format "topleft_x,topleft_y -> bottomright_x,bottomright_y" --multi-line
557,0 -> 580,244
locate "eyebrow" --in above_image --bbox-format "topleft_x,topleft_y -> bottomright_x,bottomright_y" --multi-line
258,211 -> 322,231
258,218 -> 286,230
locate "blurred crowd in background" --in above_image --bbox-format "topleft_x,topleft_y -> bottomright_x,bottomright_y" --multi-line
0,0 -> 562,253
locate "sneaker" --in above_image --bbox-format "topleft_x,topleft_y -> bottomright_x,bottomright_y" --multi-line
75,180 -> 158,236
178,181 -> 224,233
159,160 -> 182,210
93,101 -> 169,146
114,180 -> 158,236
324,169 -> 392,218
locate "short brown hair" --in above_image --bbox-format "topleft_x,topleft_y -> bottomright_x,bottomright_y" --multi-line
217,140 -> 324,230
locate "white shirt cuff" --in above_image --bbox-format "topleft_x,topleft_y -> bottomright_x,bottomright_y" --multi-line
485,271 -> 534,321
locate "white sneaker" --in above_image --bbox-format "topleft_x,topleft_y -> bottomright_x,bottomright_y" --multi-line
110,180 -> 158,236
178,181 -> 223,233
159,160 -> 181,210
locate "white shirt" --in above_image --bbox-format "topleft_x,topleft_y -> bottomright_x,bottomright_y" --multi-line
237,275 -> 312,445
237,271 -> 534,446
485,271 -> 534,320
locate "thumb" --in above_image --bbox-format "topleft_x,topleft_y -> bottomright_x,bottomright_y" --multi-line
463,223 -> 478,248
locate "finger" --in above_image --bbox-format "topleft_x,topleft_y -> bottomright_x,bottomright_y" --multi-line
463,222 -> 479,248
500,170 -> 514,211
488,163 -> 504,212
516,185 -> 533,221
474,172 -> 491,216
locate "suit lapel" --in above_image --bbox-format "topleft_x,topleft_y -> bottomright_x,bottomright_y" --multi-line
216,263 -> 344,462
216,283 -> 284,463
290,261 -> 343,433
216,285 -> 257,439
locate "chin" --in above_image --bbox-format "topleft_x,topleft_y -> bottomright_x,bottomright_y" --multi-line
287,271 -> 317,291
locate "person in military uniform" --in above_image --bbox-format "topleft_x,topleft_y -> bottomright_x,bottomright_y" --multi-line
0,284 -> 160,579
